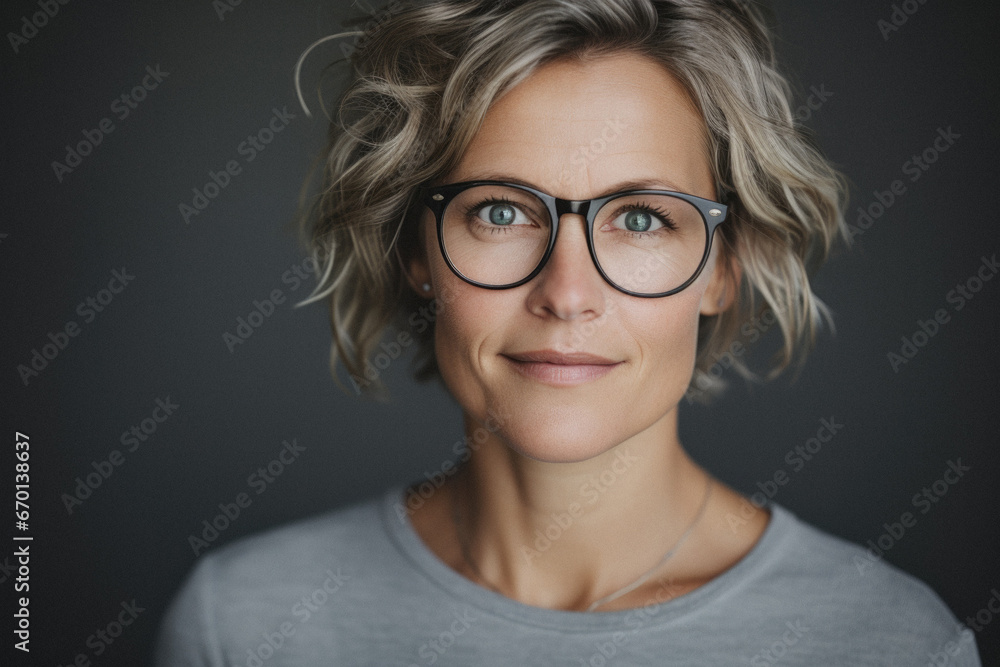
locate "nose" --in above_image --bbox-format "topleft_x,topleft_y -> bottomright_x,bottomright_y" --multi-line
524,212 -> 608,321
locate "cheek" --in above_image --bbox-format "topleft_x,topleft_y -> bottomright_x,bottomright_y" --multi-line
625,281 -> 709,398
428,253 -> 503,409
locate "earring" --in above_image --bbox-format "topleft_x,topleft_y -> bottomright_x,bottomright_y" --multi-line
422,283 -> 431,292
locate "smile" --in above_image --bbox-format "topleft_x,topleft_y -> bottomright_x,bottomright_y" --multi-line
502,350 -> 622,386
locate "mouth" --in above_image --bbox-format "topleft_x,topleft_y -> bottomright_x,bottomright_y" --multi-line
501,349 -> 622,386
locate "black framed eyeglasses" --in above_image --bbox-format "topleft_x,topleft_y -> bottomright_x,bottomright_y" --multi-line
422,180 -> 728,298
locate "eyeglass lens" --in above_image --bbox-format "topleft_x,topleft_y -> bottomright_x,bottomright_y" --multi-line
439,184 -> 708,294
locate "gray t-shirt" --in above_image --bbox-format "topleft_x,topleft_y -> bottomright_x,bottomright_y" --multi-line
153,484 -> 981,666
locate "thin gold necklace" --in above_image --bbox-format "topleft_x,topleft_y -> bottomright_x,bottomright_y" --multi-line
449,467 -> 714,612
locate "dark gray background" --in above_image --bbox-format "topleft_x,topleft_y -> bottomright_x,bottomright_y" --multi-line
3,1 -> 998,665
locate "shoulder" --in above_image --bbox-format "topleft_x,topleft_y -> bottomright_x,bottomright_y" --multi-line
748,503 -> 980,664
153,486 -> 402,667
201,489 -> 388,580
769,503 -> 946,612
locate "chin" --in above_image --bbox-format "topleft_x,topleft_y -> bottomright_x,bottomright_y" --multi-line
507,438 -> 614,465
491,409 -> 628,464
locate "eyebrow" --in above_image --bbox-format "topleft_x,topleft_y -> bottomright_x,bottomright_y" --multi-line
457,173 -> 694,199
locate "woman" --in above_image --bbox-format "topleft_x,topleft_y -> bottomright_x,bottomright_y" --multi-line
155,0 -> 981,664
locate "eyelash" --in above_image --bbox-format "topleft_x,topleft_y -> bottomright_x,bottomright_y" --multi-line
609,202 -> 678,238
461,198 -> 678,237
463,197 -> 530,234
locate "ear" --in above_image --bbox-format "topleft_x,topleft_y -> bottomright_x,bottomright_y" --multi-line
699,244 -> 742,316
399,214 -> 433,298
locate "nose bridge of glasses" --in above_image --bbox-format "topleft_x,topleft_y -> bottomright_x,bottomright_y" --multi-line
549,197 -> 595,252
554,198 -> 591,218
543,197 -> 598,280
550,198 -> 595,248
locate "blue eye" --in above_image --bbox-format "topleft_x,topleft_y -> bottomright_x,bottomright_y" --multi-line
624,210 -> 652,232
488,204 -> 516,225
471,200 -> 530,227
606,204 -> 675,236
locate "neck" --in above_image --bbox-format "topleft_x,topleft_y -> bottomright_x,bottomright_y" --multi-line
447,407 -> 717,611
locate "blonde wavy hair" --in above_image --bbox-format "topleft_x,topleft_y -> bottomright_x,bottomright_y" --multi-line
295,0 -> 849,401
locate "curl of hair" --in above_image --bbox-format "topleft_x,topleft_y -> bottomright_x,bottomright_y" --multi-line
295,0 -> 849,401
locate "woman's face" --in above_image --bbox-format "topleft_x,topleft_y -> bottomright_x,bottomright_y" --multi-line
409,51 -> 734,463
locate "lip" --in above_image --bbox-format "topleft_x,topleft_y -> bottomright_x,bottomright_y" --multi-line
505,349 -> 618,365
502,349 -> 622,386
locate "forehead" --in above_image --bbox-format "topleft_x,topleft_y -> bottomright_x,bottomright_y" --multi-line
448,51 -> 714,200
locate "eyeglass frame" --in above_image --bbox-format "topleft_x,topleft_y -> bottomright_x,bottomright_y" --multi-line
421,180 -> 729,298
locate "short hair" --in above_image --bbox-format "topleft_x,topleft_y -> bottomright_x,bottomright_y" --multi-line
294,0 -> 849,401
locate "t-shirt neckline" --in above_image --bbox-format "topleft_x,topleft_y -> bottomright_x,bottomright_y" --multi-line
379,483 -> 790,634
